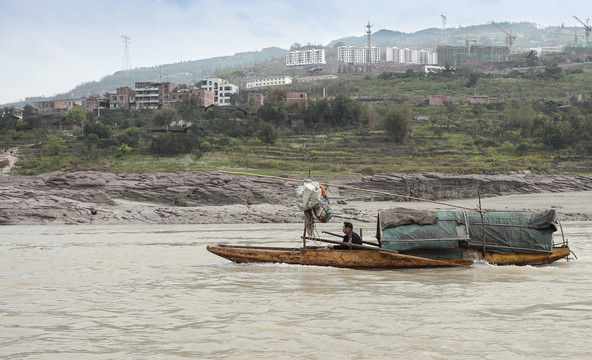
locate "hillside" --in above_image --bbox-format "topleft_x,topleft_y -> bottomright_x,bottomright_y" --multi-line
4,47 -> 287,109
4,21 -> 590,109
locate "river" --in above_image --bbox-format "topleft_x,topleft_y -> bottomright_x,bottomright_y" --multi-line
1,222 -> 591,359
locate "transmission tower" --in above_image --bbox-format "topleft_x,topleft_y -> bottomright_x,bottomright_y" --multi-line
441,15 -> 447,29
366,21 -> 373,64
121,35 -> 132,71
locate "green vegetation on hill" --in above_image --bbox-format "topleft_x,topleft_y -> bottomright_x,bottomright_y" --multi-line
2,51 -> 592,177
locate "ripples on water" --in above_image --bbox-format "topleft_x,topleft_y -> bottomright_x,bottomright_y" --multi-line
1,222 -> 591,359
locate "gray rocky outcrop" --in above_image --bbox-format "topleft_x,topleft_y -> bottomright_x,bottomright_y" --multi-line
1,171 -> 591,225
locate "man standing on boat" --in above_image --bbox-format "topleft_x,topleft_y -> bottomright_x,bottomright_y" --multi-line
329,222 -> 363,249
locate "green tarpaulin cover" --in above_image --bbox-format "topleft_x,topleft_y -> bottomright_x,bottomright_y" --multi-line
379,208 -> 556,254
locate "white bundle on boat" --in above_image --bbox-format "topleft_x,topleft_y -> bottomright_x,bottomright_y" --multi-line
295,180 -> 333,222
295,180 -> 322,211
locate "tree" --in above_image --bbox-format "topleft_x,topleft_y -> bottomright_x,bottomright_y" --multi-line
152,108 -> 179,126
83,121 -> 112,139
44,135 -> 66,156
543,61 -> 563,79
256,89 -> 288,126
330,94 -> 362,128
149,133 -> 197,154
383,103 -> 411,143
465,71 -> 481,89
526,50 -> 538,74
505,101 -> 536,135
366,104 -> 377,130
175,96 -> 203,123
304,98 -> 330,128
65,108 -> 86,126
257,123 -> 278,144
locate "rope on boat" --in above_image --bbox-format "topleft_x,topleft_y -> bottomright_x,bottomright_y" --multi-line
555,214 -> 576,259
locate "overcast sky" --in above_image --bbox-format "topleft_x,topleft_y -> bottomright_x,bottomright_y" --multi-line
0,0 -> 589,105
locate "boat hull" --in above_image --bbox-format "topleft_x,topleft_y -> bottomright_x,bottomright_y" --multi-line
480,246 -> 571,266
206,244 -> 571,269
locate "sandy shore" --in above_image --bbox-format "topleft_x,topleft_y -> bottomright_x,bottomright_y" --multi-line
1,170 -> 592,224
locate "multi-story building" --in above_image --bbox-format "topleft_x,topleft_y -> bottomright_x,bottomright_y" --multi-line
286,49 -> 326,67
245,76 -> 293,89
1,108 -> 23,119
117,84 -> 214,109
385,47 -> 402,63
33,98 -> 85,116
296,74 -> 338,83
337,46 -> 380,64
286,92 -> 307,108
437,45 -> 509,65
286,92 -> 307,118
247,91 -> 264,108
169,86 -> 215,107
199,77 -> 239,106
386,47 -> 437,65
134,82 -> 177,109
109,87 -> 136,109
84,96 -> 109,114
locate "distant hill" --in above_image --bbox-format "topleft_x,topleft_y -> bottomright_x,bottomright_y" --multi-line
329,21 -> 582,49
4,21 -> 588,108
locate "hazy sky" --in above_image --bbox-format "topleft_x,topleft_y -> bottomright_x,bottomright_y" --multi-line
0,0 -> 589,105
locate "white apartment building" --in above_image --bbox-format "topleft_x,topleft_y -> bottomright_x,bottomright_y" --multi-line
513,46 -> 564,55
337,46 -> 381,64
199,77 -> 239,106
386,47 -> 437,65
245,76 -> 293,89
286,49 -> 326,67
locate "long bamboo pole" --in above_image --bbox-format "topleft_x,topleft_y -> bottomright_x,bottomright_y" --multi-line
322,230 -> 380,247
219,170 -> 481,212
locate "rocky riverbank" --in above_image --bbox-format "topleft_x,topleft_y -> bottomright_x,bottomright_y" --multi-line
1,171 -> 592,225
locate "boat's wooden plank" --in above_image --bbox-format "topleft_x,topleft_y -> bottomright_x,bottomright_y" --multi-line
206,244 -> 472,268
206,243 -> 570,269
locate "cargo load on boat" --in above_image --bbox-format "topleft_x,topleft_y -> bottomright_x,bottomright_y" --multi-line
377,208 -> 558,256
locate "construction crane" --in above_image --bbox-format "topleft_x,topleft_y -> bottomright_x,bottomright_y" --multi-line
492,21 -> 517,53
429,32 -> 477,47
573,15 -> 591,43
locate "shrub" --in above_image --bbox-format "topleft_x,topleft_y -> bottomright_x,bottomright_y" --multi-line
383,103 -> 412,143
149,133 -> 197,155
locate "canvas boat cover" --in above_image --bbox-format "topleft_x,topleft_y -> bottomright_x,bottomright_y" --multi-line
378,208 -> 557,254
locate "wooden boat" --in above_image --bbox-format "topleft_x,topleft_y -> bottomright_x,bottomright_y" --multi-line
207,207 -> 572,269
208,171 -> 573,269
206,243 -> 571,269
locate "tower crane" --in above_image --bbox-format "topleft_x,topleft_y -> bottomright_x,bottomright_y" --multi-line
492,21 -> 516,53
429,32 -> 477,48
573,15 -> 591,43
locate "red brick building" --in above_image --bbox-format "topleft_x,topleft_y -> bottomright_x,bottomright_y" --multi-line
467,96 -> 490,104
169,86 -> 214,108
109,87 -> 136,109
286,92 -> 307,107
247,91 -> 264,108
428,94 -> 450,106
